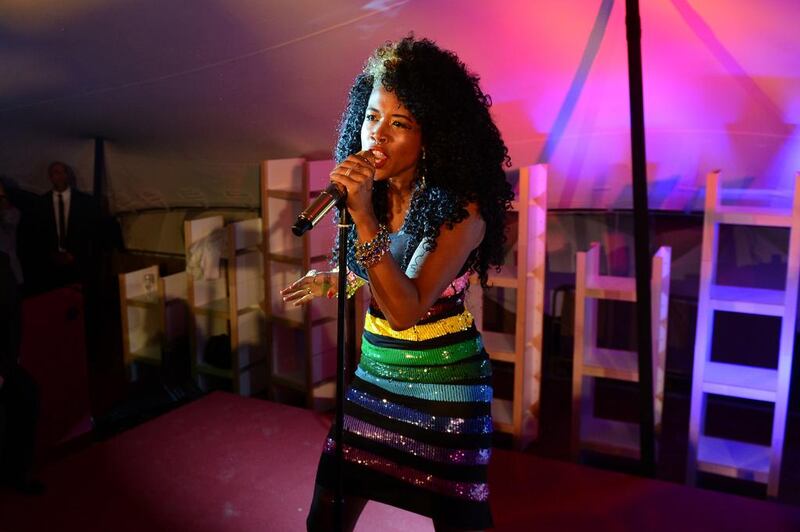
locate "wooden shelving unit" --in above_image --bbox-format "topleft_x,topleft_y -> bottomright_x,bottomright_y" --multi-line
687,170 -> 800,496
467,164 -> 547,448
261,158 -> 369,408
185,216 -> 267,395
119,265 -> 187,380
571,242 -> 671,458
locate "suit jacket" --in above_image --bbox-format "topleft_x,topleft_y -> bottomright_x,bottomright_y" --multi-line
40,189 -> 100,258
31,189 -> 101,290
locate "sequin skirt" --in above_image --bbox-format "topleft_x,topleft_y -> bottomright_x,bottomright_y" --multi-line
314,297 -> 493,529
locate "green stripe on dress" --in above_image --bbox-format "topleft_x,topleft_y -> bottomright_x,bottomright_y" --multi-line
359,356 -> 491,383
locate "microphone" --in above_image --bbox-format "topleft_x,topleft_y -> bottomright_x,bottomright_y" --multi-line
291,151 -> 374,237
291,182 -> 346,236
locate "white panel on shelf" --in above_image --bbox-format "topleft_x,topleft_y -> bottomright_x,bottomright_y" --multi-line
271,321 -> 306,385
235,252 -> 263,310
307,159 -> 335,192
580,416 -> 640,459
163,271 -> 187,301
231,218 -> 262,250
491,398 -> 513,427
267,158 -> 305,192
236,311 -> 267,368
269,261 -> 305,322
309,215 -> 337,258
268,196 -> 304,257
127,306 -> 161,354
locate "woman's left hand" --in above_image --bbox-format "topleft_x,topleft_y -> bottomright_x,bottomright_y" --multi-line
329,151 -> 376,222
280,269 -> 337,306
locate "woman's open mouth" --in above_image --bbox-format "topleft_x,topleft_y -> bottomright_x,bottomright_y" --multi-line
370,148 -> 388,169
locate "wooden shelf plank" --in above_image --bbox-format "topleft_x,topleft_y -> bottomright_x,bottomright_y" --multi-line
583,346 -> 639,382
265,189 -> 304,201
126,294 -> 161,308
487,263 -> 518,288
192,298 -> 230,318
721,187 -> 793,203
236,304 -> 262,317
312,380 -> 337,399
585,276 -> 637,302
270,315 -> 335,329
492,398 -> 513,433
267,252 -> 303,265
697,435 -> 770,484
489,351 -> 516,364
714,206 -> 793,228
235,245 -> 262,256
708,285 -> 786,316
271,373 -> 336,395
196,363 -> 234,379
129,344 -> 162,364
482,331 -> 515,362
494,421 -> 514,434
197,360 -> 267,380
271,374 -> 305,391
580,416 -> 640,459
702,361 -> 778,402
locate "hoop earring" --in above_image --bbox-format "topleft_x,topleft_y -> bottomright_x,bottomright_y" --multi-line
419,149 -> 427,189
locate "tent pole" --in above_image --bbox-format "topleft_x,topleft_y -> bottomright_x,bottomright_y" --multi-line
625,0 -> 656,476
93,137 -> 105,202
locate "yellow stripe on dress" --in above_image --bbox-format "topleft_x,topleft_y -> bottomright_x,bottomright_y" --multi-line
364,309 -> 475,341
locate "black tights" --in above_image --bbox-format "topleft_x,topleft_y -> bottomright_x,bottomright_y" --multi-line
305,484 -> 483,532
306,484 -> 367,532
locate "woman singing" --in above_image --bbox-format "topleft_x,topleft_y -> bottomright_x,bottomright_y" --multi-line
281,35 -> 514,531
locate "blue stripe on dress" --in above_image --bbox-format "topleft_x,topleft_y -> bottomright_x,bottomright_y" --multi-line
354,367 -> 492,403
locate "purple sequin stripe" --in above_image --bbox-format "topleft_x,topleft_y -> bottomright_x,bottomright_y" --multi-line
343,415 -> 491,465
347,388 -> 493,434
324,438 -> 490,502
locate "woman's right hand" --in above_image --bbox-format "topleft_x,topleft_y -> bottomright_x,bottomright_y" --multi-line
328,151 -> 376,223
280,269 -> 338,306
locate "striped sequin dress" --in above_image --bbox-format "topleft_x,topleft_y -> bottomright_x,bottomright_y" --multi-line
314,233 -> 493,529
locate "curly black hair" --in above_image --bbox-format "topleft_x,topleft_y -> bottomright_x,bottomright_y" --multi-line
334,36 -> 514,287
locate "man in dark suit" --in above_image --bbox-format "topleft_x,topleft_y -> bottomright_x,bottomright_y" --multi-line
30,161 -> 101,291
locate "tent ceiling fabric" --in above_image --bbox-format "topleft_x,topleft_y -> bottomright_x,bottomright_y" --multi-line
1,0 -> 799,211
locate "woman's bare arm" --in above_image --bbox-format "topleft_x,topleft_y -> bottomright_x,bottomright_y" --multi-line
357,203 -> 484,330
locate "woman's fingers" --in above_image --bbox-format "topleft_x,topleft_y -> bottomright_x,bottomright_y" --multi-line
330,161 -> 375,205
285,287 -> 313,306
280,271 -> 338,306
331,154 -> 375,183
280,270 -> 315,295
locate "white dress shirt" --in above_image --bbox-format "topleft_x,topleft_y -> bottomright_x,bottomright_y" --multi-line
52,187 -> 72,250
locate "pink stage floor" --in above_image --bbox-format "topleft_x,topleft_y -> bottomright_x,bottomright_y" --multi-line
2,392 -> 800,531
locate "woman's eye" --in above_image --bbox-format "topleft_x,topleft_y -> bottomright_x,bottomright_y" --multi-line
392,120 -> 411,129
364,114 -> 377,122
